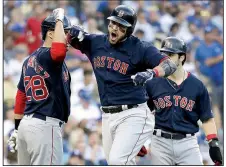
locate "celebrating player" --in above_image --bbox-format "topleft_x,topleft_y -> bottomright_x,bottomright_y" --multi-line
67,5 -> 177,165
7,8 -> 71,165
145,37 -> 222,165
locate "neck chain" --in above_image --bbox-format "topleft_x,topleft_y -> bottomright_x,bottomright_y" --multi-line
166,70 -> 186,90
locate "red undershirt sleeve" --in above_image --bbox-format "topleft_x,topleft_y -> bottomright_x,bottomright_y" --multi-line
14,89 -> 26,115
50,42 -> 67,62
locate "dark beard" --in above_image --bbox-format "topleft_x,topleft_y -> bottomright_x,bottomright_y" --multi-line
108,33 -> 127,46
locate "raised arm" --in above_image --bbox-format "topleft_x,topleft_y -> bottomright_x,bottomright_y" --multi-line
132,54 -> 177,86
67,25 -> 93,56
50,8 -> 68,62
152,57 -> 177,77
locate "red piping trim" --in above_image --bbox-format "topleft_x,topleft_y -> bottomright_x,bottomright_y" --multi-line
50,126 -> 53,165
153,69 -> 159,77
159,56 -> 169,63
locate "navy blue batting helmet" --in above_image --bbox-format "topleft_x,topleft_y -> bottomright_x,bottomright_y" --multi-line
107,5 -> 137,37
160,37 -> 187,54
160,37 -> 187,65
41,14 -> 71,40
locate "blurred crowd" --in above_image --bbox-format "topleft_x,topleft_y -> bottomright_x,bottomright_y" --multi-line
3,0 -> 223,165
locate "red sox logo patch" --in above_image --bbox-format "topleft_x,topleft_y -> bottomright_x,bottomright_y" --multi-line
118,10 -> 124,17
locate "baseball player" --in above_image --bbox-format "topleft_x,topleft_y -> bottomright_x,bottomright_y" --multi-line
67,5 -> 177,165
7,8 -> 71,165
145,37 -> 222,165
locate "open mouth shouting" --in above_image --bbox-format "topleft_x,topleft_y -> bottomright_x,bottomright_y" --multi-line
110,32 -> 118,42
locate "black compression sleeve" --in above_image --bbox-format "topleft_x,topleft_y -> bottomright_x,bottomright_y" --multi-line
15,119 -> 21,130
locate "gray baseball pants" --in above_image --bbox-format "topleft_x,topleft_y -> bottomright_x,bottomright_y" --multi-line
150,129 -> 203,165
17,114 -> 64,165
102,102 -> 154,165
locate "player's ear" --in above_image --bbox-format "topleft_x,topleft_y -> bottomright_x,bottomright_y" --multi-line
179,54 -> 186,65
47,31 -> 53,40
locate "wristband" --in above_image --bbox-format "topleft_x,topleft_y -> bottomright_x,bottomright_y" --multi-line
207,134 -> 217,141
153,69 -> 159,77
15,119 -> 21,130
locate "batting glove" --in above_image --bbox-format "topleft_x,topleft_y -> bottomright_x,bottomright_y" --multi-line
52,8 -> 64,22
8,130 -> 18,153
131,69 -> 155,86
208,138 -> 222,165
68,25 -> 85,42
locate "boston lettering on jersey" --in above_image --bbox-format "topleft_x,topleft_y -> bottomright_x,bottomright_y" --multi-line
153,95 -> 195,112
146,74 -> 213,134
76,34 -> 166,106
93,56 -> 129,75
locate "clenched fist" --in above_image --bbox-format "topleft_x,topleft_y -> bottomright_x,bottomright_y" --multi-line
52,8 -> 64,22
131,69 -> 156,86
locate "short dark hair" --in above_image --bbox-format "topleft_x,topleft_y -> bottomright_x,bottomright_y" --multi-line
178,53 -> 186,65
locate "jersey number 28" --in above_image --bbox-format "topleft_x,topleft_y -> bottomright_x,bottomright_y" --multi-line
24,75 -> 49,101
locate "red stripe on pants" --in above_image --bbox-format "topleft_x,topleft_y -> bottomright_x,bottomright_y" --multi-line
50,126 -> 53,165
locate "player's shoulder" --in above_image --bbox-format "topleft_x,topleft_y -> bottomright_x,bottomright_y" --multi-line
22,54 -> 35,66
87,33 -> 107,41
30,47 -> 49,60
145,77 -> 165,89
23,47 -> 49,64
129,36 -> 154,48
36,47 -> 50,54
22,56 -> 30,66
129,36 -> 157,56
187,73 -> 207,90
188,73 -> 203,84
85,33 -> 107,46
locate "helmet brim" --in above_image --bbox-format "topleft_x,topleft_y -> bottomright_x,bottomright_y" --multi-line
160,47 -> 185,54
107,16 -> 132,27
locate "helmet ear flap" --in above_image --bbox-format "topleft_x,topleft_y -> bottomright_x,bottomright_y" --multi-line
126,28 -> 132,37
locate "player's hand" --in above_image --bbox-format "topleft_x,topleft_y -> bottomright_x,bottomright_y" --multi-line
131,69 -> 155,86
52,8 -> 64,22
208,139 -> 222,165
7,130 -> 18,153
137,146 -> 147,157
67,25 -> 85,47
